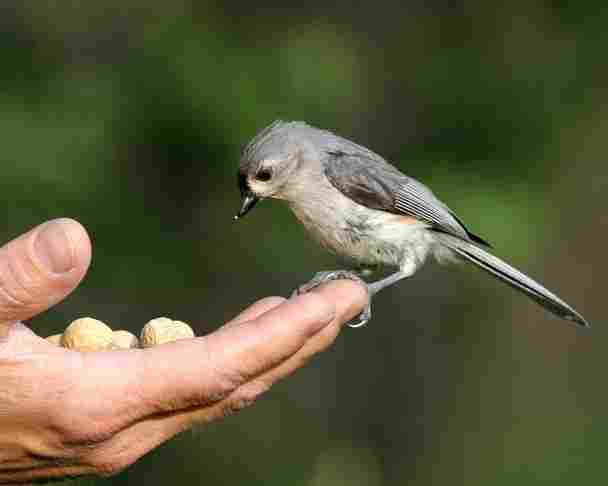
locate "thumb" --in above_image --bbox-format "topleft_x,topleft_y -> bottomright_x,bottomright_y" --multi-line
0,219 -> 91,325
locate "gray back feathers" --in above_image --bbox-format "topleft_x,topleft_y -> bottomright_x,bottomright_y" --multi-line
323,148 -> 489,246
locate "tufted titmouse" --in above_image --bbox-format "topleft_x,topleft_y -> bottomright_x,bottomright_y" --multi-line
235,120 -> 589,328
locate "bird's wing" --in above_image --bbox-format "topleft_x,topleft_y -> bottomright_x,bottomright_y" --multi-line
324,150 -> 490,246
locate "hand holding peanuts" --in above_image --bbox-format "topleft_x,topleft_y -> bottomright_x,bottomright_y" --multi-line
0,218 -> 366,484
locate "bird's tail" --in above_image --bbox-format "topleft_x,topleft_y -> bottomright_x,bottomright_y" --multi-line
433,232 -> 589,327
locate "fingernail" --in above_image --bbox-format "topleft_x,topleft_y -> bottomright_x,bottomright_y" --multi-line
34,220 -> 75,274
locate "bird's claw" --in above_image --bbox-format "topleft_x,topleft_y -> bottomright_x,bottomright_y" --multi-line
291,270 -> 372,328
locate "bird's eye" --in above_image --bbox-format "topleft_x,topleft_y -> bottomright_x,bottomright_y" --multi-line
256,169 -> 272,181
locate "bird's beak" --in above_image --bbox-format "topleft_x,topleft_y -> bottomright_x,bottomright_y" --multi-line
235,192 -> 260,220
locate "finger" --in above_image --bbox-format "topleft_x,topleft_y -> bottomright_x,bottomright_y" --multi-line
65,291 -> 333,434
138,280 -> 366,415
78,281 -> 367,472
224,296 -> 286,328
62,292 -> 331,442
135,290 -> 336,411
184,279 -> 366,423
233,280 -> 365,396
0,219 -> 91,325
74,280 -> 365,435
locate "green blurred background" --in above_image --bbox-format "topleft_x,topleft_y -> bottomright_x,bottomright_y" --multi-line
1,1 -> 605,484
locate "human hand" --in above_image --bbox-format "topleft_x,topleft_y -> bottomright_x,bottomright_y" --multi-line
0,219 -> 367,484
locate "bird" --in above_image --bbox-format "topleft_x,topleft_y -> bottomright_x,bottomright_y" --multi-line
234,120 -> 589,328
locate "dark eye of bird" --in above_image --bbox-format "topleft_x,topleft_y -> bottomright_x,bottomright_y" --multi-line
256,169 -> 272,181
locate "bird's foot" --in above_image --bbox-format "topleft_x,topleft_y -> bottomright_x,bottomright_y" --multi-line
291,270 -> 371,328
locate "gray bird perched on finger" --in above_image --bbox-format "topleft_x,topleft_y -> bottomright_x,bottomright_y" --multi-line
235,120 -> 590,328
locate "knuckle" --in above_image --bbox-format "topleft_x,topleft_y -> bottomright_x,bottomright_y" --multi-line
200,340 -> 248,397
89,454 -> 134,477
50,410 -> 115,447
147,339 -> 250,414
47,362 -> 117,447
222,380 -> 271,416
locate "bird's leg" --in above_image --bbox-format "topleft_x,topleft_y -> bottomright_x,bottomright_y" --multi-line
367,271 -> 410,296
292,270 -> 410,328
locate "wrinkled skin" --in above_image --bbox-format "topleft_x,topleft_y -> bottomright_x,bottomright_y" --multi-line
0,219 -> 366,483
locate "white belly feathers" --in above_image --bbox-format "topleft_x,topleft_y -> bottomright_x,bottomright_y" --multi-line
287,181 -> 434,272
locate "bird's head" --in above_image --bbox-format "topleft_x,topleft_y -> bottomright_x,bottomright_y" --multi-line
235,120 -> 318,219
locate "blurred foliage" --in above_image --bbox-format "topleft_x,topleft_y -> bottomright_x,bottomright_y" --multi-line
0,1 -> 606,484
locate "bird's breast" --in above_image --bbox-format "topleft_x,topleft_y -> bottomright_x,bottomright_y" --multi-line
287,185 -> 432,269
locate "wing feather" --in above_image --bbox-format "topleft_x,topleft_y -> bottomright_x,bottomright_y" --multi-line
324,150 -> 490,246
